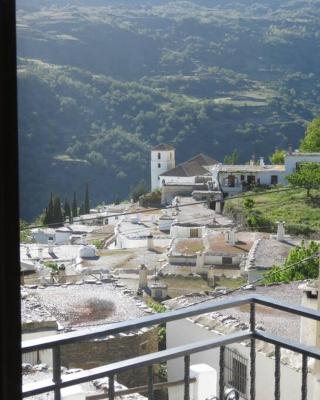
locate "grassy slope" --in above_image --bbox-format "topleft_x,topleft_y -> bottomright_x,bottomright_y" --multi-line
225,187 -> 320,234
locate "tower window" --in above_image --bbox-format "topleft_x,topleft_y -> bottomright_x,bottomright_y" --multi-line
158,153 -> 161,159
158,163 -> 161,168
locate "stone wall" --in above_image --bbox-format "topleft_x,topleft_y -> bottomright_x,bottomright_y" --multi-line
60,326 -> 159,388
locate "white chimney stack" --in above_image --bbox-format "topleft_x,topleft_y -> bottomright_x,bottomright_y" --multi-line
276,221 -> 285,241
259,157 -> 264,167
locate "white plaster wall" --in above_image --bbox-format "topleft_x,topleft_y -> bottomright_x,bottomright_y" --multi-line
170,226 -> 206,239
167,319 -> 313,400
32,232 -> 55,244
285,154 -> 320,174
161,176 -> 195,185
55,231 -> 72,244
22,330 -> 57,366
159,219 -> 174,231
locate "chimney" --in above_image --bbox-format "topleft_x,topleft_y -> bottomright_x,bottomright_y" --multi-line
139,264 -> 148,289
259,157 -> 265,167
276,221 -> 285,241
299,280 -> 320,400
147,234 -> 154,251
225,230 -> 236,245
38,247 -> 43,260
288,144 -> 293,155
48,238 -> 54,253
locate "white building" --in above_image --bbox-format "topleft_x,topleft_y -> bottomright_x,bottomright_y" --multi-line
165,282 -> 318,400
151,144 -> 175,191
212,151 -> 320,196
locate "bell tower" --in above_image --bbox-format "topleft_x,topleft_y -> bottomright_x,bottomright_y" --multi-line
151,144 -> 175,191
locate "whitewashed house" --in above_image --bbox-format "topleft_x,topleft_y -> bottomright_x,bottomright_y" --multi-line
31,228 -> 56,244
165,281 -> 319,400
212,150 -> 320,196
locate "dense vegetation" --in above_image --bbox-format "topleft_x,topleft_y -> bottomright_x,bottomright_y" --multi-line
224,187 -> 320,236
263,240 -> 320,283
17,0 -> 320,220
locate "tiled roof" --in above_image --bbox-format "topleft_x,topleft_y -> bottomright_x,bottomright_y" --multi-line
160,153 -> 219,177
152,143 -> 175,151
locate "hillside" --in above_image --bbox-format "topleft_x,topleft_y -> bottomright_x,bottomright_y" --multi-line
17,0 -> 320,220
224,187 -> 320,236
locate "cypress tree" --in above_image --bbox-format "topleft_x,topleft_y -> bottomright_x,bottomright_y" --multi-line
42,207 -> 48,226
53,196 -> 63,226
64,199 -> 71,221
72,192 -> 78,218
84,183 -> 90,214
79,203 -> 85,216
43,193 -> 54,226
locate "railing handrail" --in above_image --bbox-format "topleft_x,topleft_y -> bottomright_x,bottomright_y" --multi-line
23,328 -> 320,398
22,294 -> 320,352
23,330 -> 251,397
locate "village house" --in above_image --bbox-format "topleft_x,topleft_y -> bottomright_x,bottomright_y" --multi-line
164,281 -> 320,400
150,144 -> 320,204
165,230 -> 264,278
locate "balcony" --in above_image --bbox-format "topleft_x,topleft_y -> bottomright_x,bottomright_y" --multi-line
22,295 -> 320,400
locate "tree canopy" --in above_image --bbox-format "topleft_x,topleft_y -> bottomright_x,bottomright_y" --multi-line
300,117 -> 320,152
287,162 -> 320,196
269,149 -> 286,164
263,241 -> 320,283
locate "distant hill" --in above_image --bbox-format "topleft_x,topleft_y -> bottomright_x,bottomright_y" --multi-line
17,0 -> 320,220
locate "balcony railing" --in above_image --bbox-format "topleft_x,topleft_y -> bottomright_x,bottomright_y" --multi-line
22,294 -> 320,400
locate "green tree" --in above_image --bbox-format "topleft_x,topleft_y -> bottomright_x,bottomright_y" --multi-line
53,196 -> 63,226
20,220 -> 32,243
64,199 -> 71,221
43,193 -> 54,226
131,180 -> 147,202
263,241 -> 320,283
224,149 -> 238,164
287,162 -> 320,197
72,192 -> 78,218
79,203 -> 85,216
84,183 -> 90,214
300,117 -> 320,152
269,149 -> 286,164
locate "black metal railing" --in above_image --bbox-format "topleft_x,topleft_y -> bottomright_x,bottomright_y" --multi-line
22,294 -> 320,400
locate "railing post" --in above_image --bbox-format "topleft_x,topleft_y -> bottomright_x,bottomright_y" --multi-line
108,374 -> 115,400
301,354 -> 308,400
219,345 -> 225,400
148,365 -> 154,400
52,346 -> 61,400
250,302 -> 256,400
184,354 -> 190,400
274,345 -> 281,400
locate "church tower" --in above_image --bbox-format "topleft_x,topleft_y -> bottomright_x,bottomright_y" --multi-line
151,144 -> 175,191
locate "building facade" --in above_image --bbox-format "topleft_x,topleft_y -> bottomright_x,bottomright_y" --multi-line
150,144 -> 175,191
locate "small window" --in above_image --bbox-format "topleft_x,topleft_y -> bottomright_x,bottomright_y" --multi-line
158,152 -> 161,160
158,163 -> 161,168
227,175 -> 236,187
225,348 -> 248,398
271,175 -> 278,185
247,175 -> 255,185
222,256 -> 232,265
240,175 -> 245,181
190,228 -> 199,238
